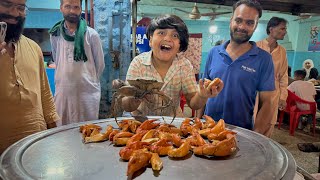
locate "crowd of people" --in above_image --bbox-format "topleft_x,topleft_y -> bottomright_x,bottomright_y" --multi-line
0,0 -> 319,158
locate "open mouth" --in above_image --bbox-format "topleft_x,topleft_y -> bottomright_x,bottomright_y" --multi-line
160,44 -> 172,51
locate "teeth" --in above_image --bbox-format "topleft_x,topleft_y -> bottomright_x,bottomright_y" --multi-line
161,45 -> 171,48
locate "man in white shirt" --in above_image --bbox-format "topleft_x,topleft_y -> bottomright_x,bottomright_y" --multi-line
288,69 -> 316,132
288,70 -> 316,111
49,0 -> 105,125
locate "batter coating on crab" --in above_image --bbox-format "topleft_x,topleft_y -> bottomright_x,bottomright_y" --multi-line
125,14 -> 224,118
79,116 -> 239,177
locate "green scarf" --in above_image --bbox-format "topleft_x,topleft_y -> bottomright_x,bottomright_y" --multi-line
49,18 -> 88,62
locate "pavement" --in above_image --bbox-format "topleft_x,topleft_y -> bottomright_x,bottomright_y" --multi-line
271,122 -> 320,175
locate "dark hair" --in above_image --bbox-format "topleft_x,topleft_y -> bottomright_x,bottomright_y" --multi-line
309,68 -> 319,79
295,69 -> 306,78
288,66 -> 291,77
233,0 -> 262,18
60,0 -> 82,5
266,17 -> 288,35
215,40 -> 224,46
146,14 -> 189,52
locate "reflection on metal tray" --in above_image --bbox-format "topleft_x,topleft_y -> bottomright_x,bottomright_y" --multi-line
0,116 -> 296,180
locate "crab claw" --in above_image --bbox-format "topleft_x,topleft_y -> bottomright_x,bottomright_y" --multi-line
112,79 -> 127,89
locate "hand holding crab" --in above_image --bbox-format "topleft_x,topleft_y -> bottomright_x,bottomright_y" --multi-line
110,79 -> 175,124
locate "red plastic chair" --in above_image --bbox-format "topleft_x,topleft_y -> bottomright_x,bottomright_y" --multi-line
180,93 -> 187,112
180,93 -> 195,117
278,89 -> 317,136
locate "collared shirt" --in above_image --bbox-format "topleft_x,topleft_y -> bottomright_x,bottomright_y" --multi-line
126,51 -> 197,117
0,35 -> 59,153
204,40 -> 275,130
256,39 -> 288,101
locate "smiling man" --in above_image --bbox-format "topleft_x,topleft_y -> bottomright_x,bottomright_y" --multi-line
203,0 -> 275,130
49,0 -> 105,125
254,17 -> 289,137
0,0 -> 59,154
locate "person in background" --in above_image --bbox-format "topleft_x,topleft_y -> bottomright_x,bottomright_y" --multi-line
49,0 -> 105,125
309,68 -> 319,80
307,67 -> 319,85
288,66 -> 295,85
126,14 -> 224,117
214,40 -> 224,46
298,142 -> 320,152
254,17 -> 288,137
303,59 -> 318,81
288,70 -> 316,133
203,0 -> 275,130
0,0 -> 59,154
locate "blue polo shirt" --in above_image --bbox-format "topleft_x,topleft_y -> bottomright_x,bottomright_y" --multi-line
204,40 -> 275,130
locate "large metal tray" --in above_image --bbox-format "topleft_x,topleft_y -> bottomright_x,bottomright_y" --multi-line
0,117 -> 296,180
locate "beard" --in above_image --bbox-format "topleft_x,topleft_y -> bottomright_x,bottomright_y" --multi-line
64,14 -> 81,24
230,27 -> 252,44
0,13 -> 25,43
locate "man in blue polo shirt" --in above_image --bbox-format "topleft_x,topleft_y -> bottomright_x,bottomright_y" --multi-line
203,0 -> 275,130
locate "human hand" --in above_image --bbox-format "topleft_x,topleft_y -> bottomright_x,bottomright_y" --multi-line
48,63 -> 56,68
198,78 -> 224,98
0,41 -> 6,55
47,122 -> 57,129
278,99 -> 286,110
0,22 -> 7,55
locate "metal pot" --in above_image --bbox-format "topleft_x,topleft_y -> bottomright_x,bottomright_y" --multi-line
0,116 -> 296,180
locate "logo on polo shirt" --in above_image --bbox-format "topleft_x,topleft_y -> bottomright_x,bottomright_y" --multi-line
241,65 -> 256,73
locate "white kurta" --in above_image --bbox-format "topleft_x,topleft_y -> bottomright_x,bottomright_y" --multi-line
50,26 -> 105,126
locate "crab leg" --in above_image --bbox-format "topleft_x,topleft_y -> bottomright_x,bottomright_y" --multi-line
152,91 -> 173,109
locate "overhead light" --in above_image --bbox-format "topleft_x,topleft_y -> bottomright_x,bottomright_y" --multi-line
209,25 -> 218,34
189,4 -> 201,20
189,13 -> 201,20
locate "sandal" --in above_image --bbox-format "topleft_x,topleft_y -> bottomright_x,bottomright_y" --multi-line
297,143 -> 320,152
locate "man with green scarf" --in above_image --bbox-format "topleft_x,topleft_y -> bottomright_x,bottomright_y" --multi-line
49,0 -> 105,125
